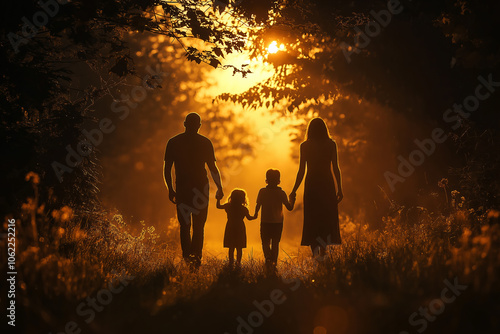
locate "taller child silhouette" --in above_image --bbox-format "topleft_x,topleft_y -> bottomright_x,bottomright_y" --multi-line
164,113 -> 224,267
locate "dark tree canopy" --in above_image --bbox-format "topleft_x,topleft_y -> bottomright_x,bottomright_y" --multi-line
225,0 -> 500,114
0,0 -> 254,215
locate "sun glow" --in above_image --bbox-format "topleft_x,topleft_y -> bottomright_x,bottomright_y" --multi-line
267,41 -> 285,54
197,49 -> 303,257
267,41 -> 278,54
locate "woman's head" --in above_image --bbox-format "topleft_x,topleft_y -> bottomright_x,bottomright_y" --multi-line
306,117 -> 330,141
229,189 -> 248,206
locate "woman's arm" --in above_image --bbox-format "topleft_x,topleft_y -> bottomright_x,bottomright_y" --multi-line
332,140 -> 343,202
290,143 -> 306,197
283,191 -> 295,211
216,198 -> 225,209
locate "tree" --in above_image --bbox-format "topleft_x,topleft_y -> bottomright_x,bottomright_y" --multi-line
219,0 -> 500,214
0,0 -> 260,218
225,0 -> 500,114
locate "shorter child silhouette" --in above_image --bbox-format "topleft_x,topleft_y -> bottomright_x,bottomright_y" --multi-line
217,189 -> 256,267
253,169 -> 295,269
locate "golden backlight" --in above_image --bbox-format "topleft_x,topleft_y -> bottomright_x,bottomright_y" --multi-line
267,41 -> 285,54
268,41 -> 279,54
199,50 -> 305,259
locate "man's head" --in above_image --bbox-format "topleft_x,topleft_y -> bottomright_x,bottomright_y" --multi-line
184,113 -> 201,133
266,169 -> 281,187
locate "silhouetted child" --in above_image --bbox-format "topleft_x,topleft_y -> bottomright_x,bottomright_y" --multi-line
253,169 -> 295,269
217,189 -> 256,267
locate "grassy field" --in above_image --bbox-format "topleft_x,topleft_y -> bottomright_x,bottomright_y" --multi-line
2,182 -> 500,334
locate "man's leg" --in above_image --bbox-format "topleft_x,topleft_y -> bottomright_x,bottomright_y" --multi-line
176,203 -> 193,260
190,203 -> 208,264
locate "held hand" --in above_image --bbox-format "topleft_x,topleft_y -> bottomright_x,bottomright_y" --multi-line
216,188 -> 224,200
337,190 -> 343,203
289,191 -> 296,203
169,190 -> 177,204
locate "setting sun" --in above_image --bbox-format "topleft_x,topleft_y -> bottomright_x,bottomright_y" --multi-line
267,41 -> 279,53
267,41 -> 285,54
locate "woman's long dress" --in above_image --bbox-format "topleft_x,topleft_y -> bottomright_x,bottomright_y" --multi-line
301,139 -> 341,246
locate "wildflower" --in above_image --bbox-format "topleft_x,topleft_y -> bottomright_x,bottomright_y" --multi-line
51,206 -> 73,222
21,198 -> 37,211
25,171 -> 40,184
437,178 -> 448,188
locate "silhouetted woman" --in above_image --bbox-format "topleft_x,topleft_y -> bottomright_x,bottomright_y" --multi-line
290,117 -> 343,257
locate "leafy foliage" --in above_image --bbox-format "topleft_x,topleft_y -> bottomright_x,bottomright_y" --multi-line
217,0 -> 499,132
0,0 -> 262,217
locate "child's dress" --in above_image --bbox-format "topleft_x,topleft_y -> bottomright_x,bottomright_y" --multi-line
222,204 -> 248,248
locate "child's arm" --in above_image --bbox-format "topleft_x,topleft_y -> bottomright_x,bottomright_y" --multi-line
216,198 -> 225,210
252,203 -> 261,220
252,189 -> 262,219
245,207 -> 256,220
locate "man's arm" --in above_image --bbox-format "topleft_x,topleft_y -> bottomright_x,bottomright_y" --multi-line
163,160 -> 176,204
207,161 -> 224,200
164,140 -> 176,204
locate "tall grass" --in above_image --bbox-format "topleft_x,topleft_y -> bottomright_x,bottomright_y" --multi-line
1,174 -> 499,333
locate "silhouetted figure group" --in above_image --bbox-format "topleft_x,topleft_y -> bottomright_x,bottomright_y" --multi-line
164,113 -> 343,270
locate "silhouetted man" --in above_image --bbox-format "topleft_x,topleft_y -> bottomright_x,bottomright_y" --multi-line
164,113 -> 224,267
